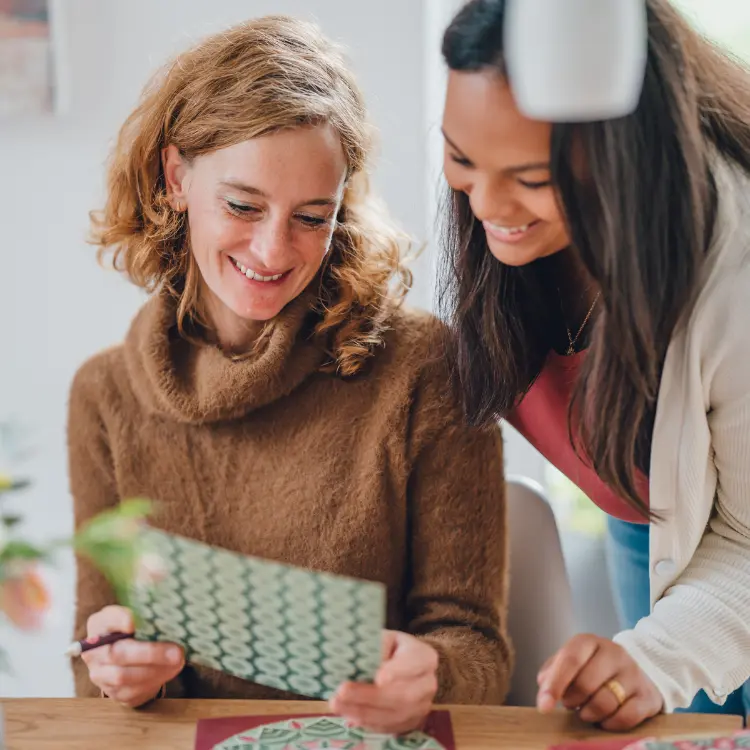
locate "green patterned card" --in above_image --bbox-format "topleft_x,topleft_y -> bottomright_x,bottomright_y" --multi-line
130,528 -> 386,699
194,712 -> 455,750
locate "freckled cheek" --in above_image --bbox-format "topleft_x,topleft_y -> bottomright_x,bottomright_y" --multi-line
207,220 -> 255,261
219,226 -> 253,254
186,207 -> 241,259
295,231 -> 334,268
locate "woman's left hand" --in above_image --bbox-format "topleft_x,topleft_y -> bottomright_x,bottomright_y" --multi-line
536,634 -> 664,731
330,630 -> 439,734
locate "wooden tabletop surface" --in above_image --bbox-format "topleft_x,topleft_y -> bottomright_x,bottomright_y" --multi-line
1,699 -> 742,750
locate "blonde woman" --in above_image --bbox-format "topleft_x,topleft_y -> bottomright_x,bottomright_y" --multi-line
69,16 -> 511,733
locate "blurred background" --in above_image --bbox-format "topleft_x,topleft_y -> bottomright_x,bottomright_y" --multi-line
1,0 -> 749,698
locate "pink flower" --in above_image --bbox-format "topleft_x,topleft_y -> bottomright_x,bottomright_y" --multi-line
111,516 -> 142,542
0,565 -> 50,630
714,739 -> 741,750
134,551 -> 167,587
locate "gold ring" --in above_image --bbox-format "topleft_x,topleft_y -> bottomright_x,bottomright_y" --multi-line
605,678 -> 627,707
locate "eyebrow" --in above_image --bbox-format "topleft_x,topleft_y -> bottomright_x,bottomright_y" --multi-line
441,129 -> 550,175
220,180 -> 338,207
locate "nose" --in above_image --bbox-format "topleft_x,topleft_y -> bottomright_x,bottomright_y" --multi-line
465,175 -> 520,224
251,213 -> 291,268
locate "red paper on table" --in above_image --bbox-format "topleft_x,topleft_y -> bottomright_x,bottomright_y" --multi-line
195,711 -> 455,750
549,729 -> 750,750
547,739 -> 643,750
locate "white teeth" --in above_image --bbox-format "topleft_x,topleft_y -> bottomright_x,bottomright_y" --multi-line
489,222 -> 532,236
231,257 -> 284,282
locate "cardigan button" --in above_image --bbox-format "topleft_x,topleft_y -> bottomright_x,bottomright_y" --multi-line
654,558 -> 676,576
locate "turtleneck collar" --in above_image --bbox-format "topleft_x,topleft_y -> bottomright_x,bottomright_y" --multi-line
124,289 -> 326,424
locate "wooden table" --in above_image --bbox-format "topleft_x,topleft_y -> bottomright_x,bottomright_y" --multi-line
1,699 -> 742,750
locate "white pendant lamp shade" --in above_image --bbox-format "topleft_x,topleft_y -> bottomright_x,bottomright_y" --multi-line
504,0 -> 648,122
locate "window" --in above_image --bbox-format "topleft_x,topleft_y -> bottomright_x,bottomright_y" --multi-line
532,2 -> 750,533
674,0 -> 750,63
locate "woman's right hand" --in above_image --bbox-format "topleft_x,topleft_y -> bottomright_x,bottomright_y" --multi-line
82,605 -> 184,707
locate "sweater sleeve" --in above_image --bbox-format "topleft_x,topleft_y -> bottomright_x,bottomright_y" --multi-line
403,347 -> 513,705
68,362 -> 122,696
67,359 -> 187,699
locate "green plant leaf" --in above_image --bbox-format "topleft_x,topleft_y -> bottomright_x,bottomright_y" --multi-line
118,498 -> 152,518
2,515 -> 22,529
72,498 -> 154,609
0,541 -> 47,564
74,498 -> 152,546
0,477 -> 30,492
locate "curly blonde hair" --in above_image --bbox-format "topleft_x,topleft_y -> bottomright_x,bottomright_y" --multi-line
90,15 -> 412,375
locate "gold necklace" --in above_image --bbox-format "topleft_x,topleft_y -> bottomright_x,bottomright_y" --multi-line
565,291 -> 601,355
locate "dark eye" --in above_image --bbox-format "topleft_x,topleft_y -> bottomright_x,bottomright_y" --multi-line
518,179 -> 552,190
449,153 -> 473,168
296,214 -> 328,228
226,200 -> 259,216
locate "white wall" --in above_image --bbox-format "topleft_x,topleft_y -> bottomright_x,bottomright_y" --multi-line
0,0 -> 479,698
0,0 -> 547,697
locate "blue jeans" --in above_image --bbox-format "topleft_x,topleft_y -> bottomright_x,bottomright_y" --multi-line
606,516 -> 748,716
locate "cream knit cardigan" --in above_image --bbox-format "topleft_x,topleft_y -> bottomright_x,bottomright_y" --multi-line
613,156 -> 750,711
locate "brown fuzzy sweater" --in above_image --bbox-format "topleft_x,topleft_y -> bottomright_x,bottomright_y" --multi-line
69,290 -> 512,704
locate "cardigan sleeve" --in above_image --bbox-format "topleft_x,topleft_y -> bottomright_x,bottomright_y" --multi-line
614,261 -> 750,711
402,343 -> 513,705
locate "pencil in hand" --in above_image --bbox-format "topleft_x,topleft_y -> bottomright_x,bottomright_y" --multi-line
64,631 -> 133,658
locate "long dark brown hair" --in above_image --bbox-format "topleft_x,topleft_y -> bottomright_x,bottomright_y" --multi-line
439,0 -> 750,519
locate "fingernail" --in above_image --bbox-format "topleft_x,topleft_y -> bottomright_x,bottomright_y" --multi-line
537,690 -> 555,712
168,647 -> 181,663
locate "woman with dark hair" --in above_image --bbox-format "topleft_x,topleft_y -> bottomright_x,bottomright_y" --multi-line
439,0 -> 750,732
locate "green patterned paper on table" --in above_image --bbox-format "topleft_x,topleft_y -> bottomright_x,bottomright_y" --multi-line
194,711 -> 455,750
130,528 -> 386,700
209,715 -> 449,750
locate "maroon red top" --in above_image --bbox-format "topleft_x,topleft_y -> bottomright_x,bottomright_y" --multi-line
508,349 -> 649,524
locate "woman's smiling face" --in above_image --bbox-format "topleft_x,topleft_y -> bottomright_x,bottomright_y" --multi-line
163,123 -> 348,327
442,69 -> 570,266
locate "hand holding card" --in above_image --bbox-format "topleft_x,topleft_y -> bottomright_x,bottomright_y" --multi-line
330,630 -> 439,734
81,604 -> 184,706
130,528 -> 386,701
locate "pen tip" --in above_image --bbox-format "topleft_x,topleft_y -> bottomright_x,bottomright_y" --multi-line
64,643 -> 81,658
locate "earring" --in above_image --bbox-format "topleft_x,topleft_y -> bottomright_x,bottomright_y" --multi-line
174,200 -> 185,212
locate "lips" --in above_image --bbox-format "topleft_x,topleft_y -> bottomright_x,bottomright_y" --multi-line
229,256 -> 288,283
483,220 -> 541,243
